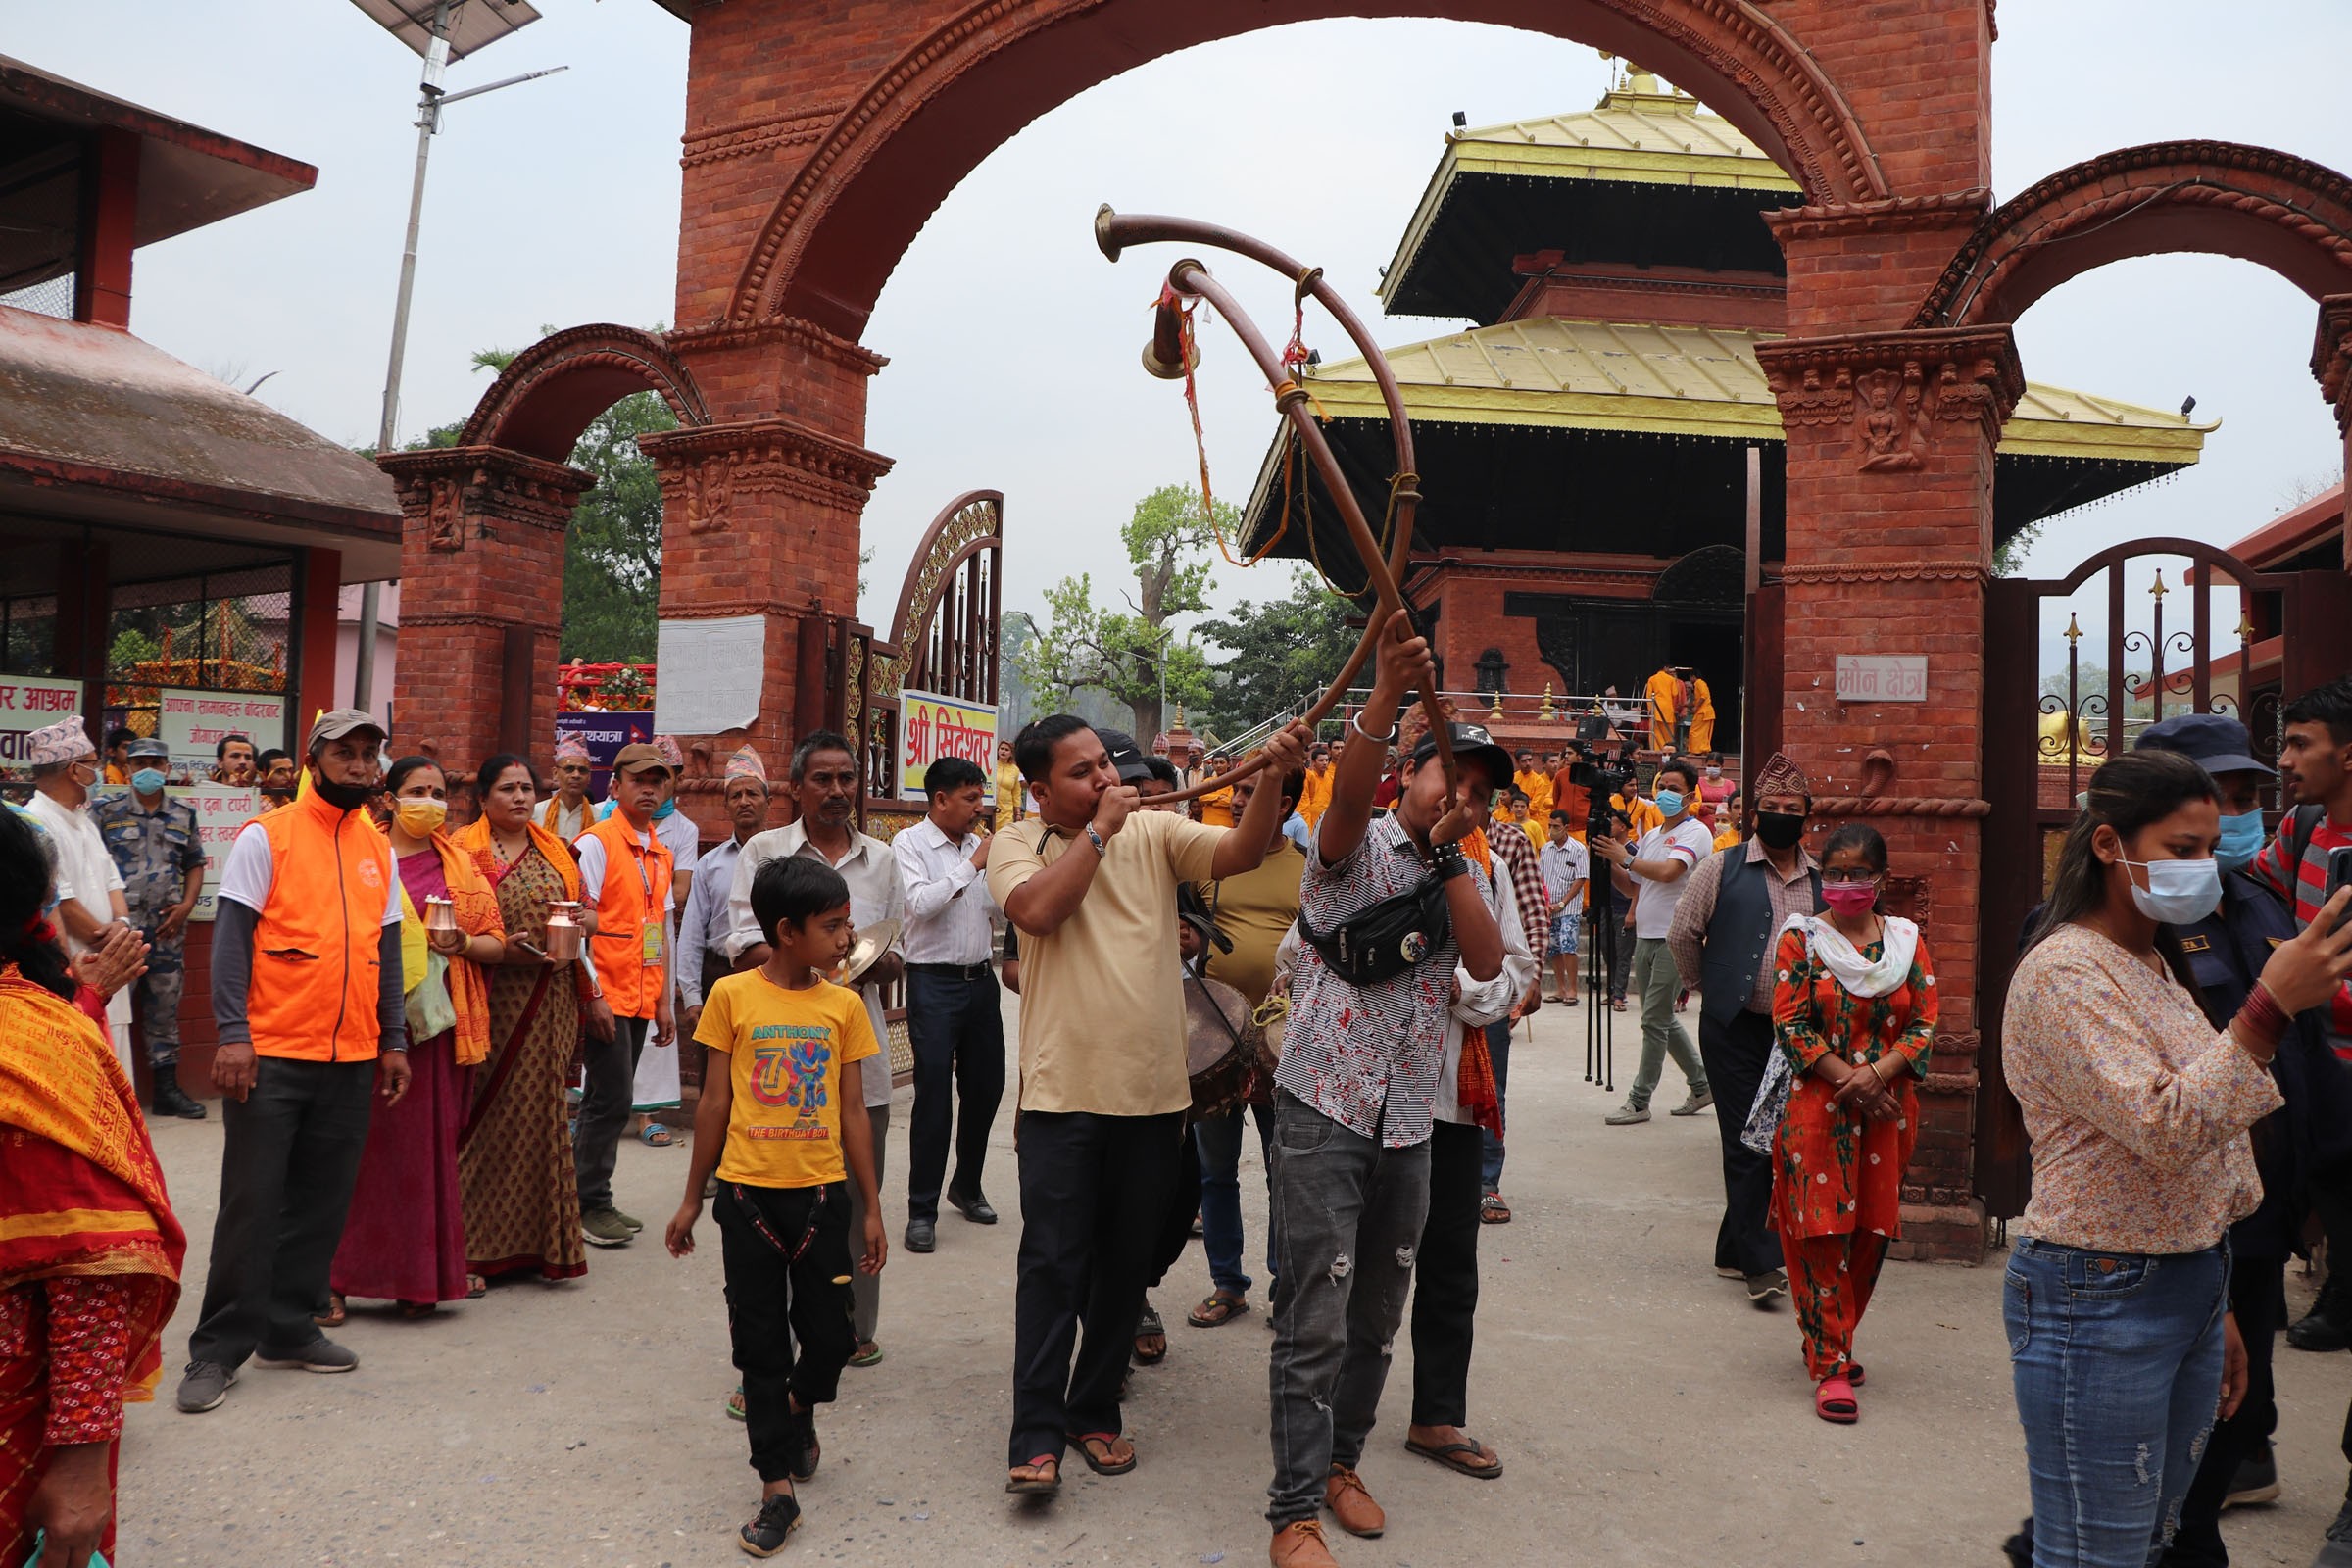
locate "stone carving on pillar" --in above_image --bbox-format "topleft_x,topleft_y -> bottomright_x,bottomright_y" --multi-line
425,477 -> 465,551
1756,326 -> 2023,475
382,445 -> 592,549
642,417 -> 892,521
2315,294 -> 2352,433
678,453 -> 739,535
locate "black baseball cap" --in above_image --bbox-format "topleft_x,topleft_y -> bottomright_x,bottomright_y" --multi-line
1409,722 -> 1514,793
1092,726 -> 1155,785
2135,712 -> 2271,778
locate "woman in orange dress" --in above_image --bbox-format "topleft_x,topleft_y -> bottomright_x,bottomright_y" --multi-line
1,805 -> 185,1566
1768,822 -> 1936,1423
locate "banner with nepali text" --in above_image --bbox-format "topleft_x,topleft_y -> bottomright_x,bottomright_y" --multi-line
0,676 -> 84,780
897,690 -> 999,803
159,689 -> 288,779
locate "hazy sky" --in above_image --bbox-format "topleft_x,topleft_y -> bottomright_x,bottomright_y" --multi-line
13,2 -> 2349,679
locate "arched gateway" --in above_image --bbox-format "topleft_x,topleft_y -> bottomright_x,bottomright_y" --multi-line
391,0 -> 2352,1260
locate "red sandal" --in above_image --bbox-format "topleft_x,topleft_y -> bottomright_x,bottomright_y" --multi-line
1814,1374 -> 1858,1424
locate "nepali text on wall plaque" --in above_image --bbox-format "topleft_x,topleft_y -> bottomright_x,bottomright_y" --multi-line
1836,655 -> 1928,703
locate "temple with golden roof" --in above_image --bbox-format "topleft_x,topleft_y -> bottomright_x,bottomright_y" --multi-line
1237,66 -> 2211,757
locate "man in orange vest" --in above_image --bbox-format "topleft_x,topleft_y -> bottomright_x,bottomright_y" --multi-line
178,710 -> 409,1414
573,741 -> 678,1248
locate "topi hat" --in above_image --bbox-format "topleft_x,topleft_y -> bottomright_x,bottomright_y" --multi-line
24,717 -> 94,768
725,745 -> 769,786
1752,752 -> 1811,802
553,734 -> 592,764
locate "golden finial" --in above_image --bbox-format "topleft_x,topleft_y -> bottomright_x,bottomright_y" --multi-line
2064,612 -> 2083,645
2149,570 -> 2168,600
1540,682 -> 1558,722
2236,610 -> 2257,642
1488,688 -> 1505,721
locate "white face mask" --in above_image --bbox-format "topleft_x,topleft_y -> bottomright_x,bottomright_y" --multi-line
2120,856 -> 2222,925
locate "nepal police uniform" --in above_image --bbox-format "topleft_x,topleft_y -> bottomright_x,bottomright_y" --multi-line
95,787 -> 205,1070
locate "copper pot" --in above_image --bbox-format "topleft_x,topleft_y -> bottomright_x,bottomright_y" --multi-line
423,896 -> 458,935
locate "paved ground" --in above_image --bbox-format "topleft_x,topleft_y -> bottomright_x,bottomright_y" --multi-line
119,997 -> 2352,1567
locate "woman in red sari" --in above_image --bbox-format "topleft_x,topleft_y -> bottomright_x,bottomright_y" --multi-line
1768,822 -> 1936,1425
328,757 -> 506,1319
455,755 -> 592,1283
1,805 -> 186,1566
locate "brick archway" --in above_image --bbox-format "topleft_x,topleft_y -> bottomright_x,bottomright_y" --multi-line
1912,140 -> 2352,329
717,0 -> 1891,341
459,322 -> 710,463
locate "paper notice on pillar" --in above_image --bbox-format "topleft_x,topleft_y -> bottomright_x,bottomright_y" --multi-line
654,616 -> 767,735
0,675 -> 84,780
187,782 -> 262,922
159,689 -> 289,778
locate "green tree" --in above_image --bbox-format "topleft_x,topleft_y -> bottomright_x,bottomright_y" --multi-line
1196,566 -> 1357,737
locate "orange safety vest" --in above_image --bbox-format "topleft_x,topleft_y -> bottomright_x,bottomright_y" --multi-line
247,789 -> 394,1062
580,811 -> 673,1019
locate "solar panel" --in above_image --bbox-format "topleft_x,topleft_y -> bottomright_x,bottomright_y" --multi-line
346,0 -> 543,63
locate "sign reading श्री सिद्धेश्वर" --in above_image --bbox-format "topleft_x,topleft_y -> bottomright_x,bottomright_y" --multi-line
898,690 -> 999,804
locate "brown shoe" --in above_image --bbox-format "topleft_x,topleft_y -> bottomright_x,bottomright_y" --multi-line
1324,1464 -> 1386,1539
1269,1519 -> 1340,1567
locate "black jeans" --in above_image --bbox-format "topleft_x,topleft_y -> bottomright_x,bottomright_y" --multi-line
575,1013 -> 648,1212
715,1180 -> 858,1484
904,965 -> 1005,1221
1008,1109 -> 1186,1467
2157,1253 -> 2283,1567
188,1056 -> 374,1368
1410,1119 -> 1485,1428
1697,1007 -> 1785,1278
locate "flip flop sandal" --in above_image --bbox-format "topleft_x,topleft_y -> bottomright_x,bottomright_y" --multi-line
1132,1304 -> 1167,1365
639,1122 -> 676,1148
465,1275 -> 487,1299
1066,1431 -> 1137,1476
1815,1375 -> 1859,1424
726,1384 -> 747,1422
1405,1436 -> 1504,1479
397,1300 -> 438,1320
315,1294 -> 347,1329
849,1341 -> 885,1367
1005,1455 -> 1061,1495
1188,1291 -> 1250,1328
1480,1194 -> 1513,1225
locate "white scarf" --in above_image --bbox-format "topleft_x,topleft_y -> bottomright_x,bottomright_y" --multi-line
1780,911 -> 1918,999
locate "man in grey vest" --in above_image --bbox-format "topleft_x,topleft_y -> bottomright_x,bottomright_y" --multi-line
1665,752 -> 1821,1306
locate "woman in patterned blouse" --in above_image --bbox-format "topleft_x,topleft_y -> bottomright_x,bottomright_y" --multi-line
1768,823 -> 1936,1424
2003,750 -> 2352,1566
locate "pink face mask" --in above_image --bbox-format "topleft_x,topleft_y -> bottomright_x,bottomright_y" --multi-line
1822,881 -> 1877,915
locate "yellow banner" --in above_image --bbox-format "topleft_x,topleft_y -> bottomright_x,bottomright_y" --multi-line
898,690 -> 999,801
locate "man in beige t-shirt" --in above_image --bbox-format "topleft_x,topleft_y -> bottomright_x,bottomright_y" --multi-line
989,712 -> 1309,1497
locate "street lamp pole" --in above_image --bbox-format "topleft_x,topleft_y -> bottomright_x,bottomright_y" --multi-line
353,0 -> 564,710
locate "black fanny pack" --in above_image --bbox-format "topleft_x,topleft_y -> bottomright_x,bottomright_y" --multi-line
1296,873 -> 1450,986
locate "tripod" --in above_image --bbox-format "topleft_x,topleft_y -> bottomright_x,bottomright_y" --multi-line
1582,858 -> 1619,1093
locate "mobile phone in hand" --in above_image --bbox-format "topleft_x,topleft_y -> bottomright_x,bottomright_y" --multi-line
2328,845 -> 2352,935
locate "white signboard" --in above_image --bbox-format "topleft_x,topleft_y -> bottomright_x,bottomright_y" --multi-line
897,690 -> 1000,802
0,676 -> 84,775
187,783 -> 262,922
159,688 -> 288,776
1836,655 -> 1929,704
654,615 -> 766,735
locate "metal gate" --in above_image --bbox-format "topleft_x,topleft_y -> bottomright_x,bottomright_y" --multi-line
1977,537 -> 2352,1222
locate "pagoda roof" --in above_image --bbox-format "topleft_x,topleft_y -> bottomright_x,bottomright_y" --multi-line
1381,80 -> 1803,323
1235,318 -> 2211,569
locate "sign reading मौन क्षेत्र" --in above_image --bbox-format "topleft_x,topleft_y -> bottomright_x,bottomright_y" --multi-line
1836,655 -> 1928,704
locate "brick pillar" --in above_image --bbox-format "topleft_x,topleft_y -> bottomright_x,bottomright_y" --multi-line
379,446 -> 590,771
1756,324 -> 2022,1265
2319,295 -> 2352,568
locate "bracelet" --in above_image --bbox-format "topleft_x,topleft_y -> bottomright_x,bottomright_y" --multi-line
1085,824 -> 1108,859
1351,711 -> 1398,745
2236,982 -> 2288,1051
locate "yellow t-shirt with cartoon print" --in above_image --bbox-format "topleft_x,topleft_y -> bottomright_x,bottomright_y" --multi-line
696,970 -> 879,1189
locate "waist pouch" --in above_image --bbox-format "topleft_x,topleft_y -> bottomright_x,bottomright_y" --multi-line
1296,872 -> 1449,987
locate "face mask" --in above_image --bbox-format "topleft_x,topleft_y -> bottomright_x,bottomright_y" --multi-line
1755,811 -> 1804,850
2122,856 -> 2223,925
2216,809 -> 2265,873
1705,766 -> 1722,779
1822,881 -> 1878,915
396,799 -> 448,837
314,774 -> 371,811
652,797 -> 679,820
1653,789 -> 1686,817
130,768 -> 168,796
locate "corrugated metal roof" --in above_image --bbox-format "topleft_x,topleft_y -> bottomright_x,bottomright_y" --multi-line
1297,318 -> 2214,466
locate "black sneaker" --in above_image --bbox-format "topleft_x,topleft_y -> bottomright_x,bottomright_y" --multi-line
151,1077 -> 208,1119
2318,1492 -> 2352,1568
1745,1270 -> 1789,1305
175,1359 -> 235,1412
738,1491 -> 802,1558
255,1335 -> 359,1373
786,1401 -> 820,1482
2222,1440 -> 2279,1509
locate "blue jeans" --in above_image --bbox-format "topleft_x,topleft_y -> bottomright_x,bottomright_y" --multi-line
2005,1237 -> 2230,1567
1479,1020 -> 1510,1191
1196,1102 -> 1275,1295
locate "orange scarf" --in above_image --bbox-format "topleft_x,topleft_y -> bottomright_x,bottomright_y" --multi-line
1449,831 -> 1503,1137
0,965 -> 185,1402
417,830 -> 506,1066
454,814 -> 582,901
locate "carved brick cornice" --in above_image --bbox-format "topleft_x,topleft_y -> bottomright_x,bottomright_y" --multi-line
2315,295 -> 2352,429
1811,796 -> 1992,818
379,446 -> 591,552
1763,188 -> 1990,243
1778,559 -> 1991,585
638,416 -> 894,514
461,324 -> 709,448
680,104 -> 847,169
1756,326 -> 2022,469
667,315 -> 888,376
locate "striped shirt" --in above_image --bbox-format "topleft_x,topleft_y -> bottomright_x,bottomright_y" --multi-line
1485,820 -> 1550,964
1280,812 -> 1490,1148
2251,808 -> 2352,1054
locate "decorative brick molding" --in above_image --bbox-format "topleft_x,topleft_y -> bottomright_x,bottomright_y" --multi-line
728,0 -> 1890,328
667,315 -> 888,376
458,323 -> 710,451
638,416 -> 894,513
2315,294 -> 2352,431
1757,325 -> 2023,469
379,446 -> 592,550
1776,558 -> 1990,584
1812,796 -> 1992,817
1763,187 -> 1990,243
1914,140 -> 2352,329
680,105 -> 847,169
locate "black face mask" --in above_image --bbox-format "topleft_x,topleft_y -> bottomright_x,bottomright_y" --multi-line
1755,811 -> 1805,850
313,773 -> 372,811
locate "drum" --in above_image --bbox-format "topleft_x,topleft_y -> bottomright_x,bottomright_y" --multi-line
1185,974 -> 1261,1121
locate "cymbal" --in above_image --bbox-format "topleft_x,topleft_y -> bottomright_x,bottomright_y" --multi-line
837,918 -> 901,985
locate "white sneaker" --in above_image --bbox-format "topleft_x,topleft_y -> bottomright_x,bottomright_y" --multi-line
1604,1103 -> 1650,1126
1671,1090 -> 1715,1116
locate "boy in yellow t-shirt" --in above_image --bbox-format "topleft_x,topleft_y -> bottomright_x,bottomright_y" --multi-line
669,856 -> 886,1558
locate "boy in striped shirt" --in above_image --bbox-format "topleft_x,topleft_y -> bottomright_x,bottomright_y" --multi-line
2251,676 -> 2352,1055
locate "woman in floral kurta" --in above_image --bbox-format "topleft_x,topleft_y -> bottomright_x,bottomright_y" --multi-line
1769,828 -> 1937,1418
